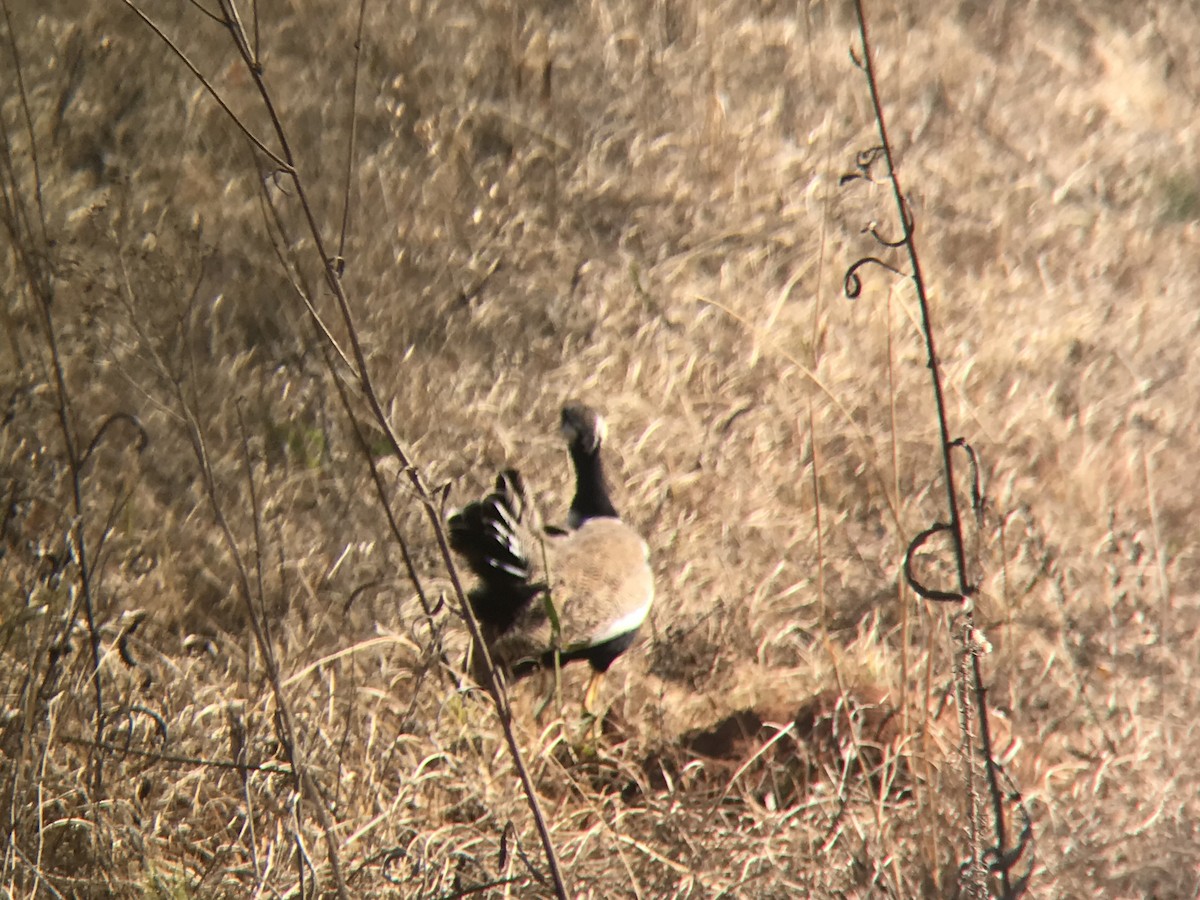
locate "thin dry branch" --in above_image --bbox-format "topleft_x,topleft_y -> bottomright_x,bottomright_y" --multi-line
123,0 -> 571,894
175,382 -> 351,899
0,0 -> 109,804
845,2 -> 1035,896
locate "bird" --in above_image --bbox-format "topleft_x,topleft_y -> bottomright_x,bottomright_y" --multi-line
448,402 -> 653,719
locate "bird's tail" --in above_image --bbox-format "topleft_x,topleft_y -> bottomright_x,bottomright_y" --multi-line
448,469 -> 536,590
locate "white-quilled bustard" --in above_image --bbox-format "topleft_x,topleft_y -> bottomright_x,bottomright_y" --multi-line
448,403 -> 653,716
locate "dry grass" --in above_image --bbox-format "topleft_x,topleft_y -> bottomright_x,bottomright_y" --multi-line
2,0 -> 1199,896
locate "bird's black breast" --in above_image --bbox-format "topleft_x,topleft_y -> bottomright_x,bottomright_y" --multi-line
547,628 -> 641,674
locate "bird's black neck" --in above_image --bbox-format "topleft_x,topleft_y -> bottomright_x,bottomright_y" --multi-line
568,443 -> 618,526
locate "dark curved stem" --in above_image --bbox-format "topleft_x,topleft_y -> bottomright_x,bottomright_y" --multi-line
851,3 -> 1029,896
852,3 -> 970,602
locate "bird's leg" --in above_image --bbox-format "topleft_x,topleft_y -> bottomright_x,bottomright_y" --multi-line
582,670 -> 604,719
579,670 -> 607,743
534,656 -> 564,721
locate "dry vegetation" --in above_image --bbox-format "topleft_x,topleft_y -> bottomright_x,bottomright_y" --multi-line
2,0 -> 1199,896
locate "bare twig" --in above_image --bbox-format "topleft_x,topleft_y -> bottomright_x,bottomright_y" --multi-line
176,385 -> 352,899
336,0 -> 370,269
1,0 -> 107,802
845,2 -> 1034,896
118,0 -> 287,169
57,734 -> 294,775
124,2 -> 571,894
0,0 -> 46,244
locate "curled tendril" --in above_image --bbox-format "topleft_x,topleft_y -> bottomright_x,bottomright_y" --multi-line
839,145 -> 885,185
864,221 -> 906,248
266,169 -> 291,194
105,704 -> 169,753
949,438 -> 985,521
380,848 -> 406,886
863,194 -> 915,247
343,578 -> 385,615
844,256 -> 906,299
132,705 -> 169,749
80,413 -> 149,472
903,523 -> 968,602
117,610 -> 148,668
857,146 -> 885,170
978,762 -> 1036,898
380,832 -> 422,885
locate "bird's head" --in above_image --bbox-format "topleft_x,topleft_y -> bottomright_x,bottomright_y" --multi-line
560,402 -> 607,455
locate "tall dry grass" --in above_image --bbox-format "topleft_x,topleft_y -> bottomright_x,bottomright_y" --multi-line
2,0 -> 1198,896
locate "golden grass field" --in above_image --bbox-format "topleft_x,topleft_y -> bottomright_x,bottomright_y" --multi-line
2,0 -> 1199,896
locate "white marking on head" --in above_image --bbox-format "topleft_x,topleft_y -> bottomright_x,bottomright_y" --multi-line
592,413 -> 607,450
